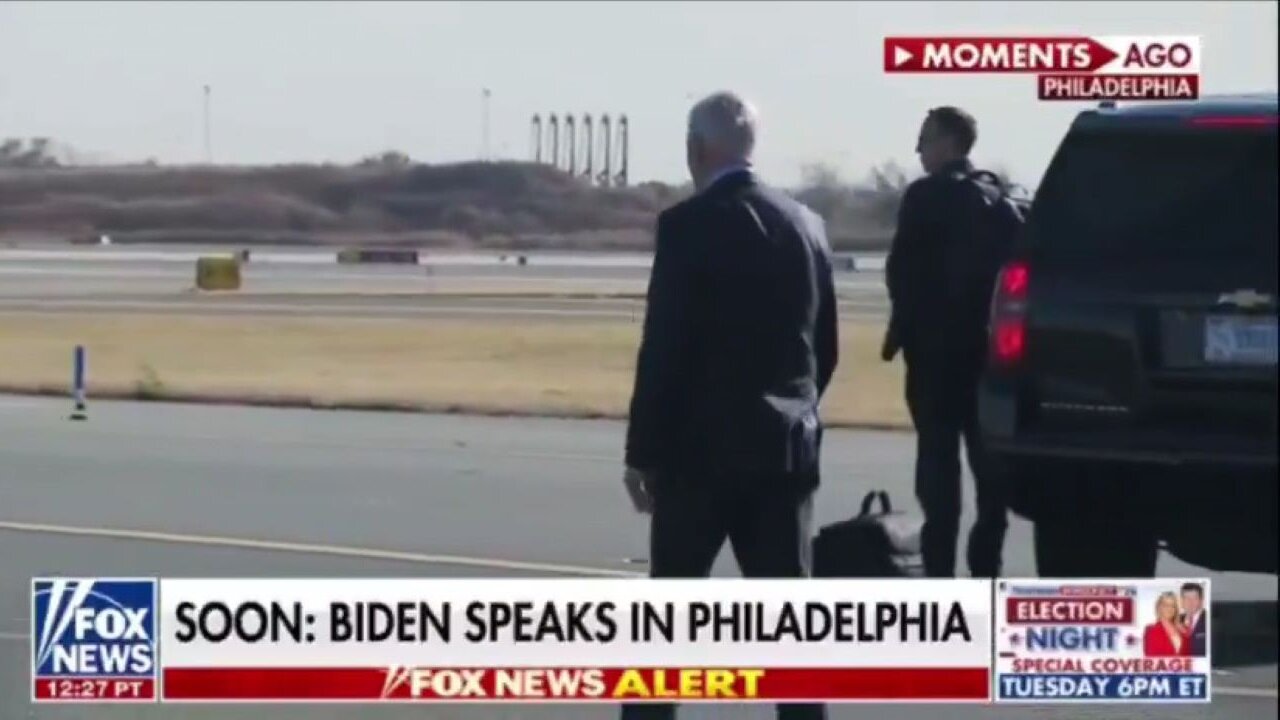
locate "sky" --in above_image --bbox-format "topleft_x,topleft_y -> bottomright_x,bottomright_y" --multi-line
0,1 -> 1276,188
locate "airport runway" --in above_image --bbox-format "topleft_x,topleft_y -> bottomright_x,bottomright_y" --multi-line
0,245 -> 891,319
0,396 -> 1274,720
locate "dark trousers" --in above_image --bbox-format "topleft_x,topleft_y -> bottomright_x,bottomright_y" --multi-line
905,352 -> 1008,578
619,472 -> 826,720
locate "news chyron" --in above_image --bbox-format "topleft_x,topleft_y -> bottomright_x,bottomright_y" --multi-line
31,576 -> 1215,705
31,578 -> 158,702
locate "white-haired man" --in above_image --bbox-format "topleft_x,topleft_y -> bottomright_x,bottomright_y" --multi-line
621,92 -> 837,720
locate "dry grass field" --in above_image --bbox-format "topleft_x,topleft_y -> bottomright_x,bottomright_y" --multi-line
0,313 -> 909,428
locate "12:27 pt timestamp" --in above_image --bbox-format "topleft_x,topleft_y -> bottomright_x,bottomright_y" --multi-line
35,678 -> 154,701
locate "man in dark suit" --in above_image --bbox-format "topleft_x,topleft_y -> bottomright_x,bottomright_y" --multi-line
620,91 -> 838,720
883,106 -> 1007,579
1180,582 -> 1208,657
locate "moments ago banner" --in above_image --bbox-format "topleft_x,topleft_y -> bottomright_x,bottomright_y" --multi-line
30,577 -> 1210,705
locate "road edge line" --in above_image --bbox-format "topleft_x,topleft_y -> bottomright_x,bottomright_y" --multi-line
0,520 -> 641,578
0,387 -> 913,432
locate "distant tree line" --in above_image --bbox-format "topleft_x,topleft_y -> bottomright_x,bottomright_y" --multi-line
791,160 -> 1025,242
1,137 -> 1025,251
0,138 -> 60,168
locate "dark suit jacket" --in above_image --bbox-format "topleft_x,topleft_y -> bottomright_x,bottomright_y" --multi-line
885,158 -> 985,363
1183,611 -> 1208,657
624,169 -> 838,489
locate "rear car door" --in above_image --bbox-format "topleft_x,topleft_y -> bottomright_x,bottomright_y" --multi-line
1017,119 -> 1278,461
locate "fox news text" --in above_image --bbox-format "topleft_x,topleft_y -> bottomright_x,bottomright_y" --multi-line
32,577 -> 991,703
31,578 -> 157,701
995,579 -> 1212,703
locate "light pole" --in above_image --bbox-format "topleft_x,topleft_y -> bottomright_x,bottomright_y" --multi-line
203,84 -> 212,164
481,88 -> 491,161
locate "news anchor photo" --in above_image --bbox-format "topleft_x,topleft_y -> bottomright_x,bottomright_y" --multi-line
1180,582 -> 1208,657
620,90 -> 838,720
1143,591 -> 1191,657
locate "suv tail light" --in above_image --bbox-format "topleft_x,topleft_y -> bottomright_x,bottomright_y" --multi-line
989,260 -> 1031,367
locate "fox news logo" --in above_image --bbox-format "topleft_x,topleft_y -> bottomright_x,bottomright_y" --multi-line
32,578 -> 156,678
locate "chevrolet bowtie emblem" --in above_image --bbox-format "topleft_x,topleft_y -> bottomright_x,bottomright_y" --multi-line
1217,289 -> 1273,308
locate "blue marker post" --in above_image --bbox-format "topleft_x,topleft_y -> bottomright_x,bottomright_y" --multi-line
70,345 -> 87,421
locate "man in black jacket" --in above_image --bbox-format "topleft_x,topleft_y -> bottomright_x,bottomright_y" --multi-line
1180,583 -> 1208,657
884,106 -> 1007,579
621,91 -> 837,720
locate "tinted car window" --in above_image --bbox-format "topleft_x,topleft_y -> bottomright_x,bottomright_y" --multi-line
1029,128 -> 1278,262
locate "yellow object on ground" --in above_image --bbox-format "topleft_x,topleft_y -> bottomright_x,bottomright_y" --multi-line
195,257 -> 241,291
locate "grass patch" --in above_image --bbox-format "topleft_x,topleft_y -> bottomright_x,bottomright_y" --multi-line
0,312 -> 908,428
136,362 -> 166,399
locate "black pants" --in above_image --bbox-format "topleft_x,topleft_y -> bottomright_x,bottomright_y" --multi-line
905,353 -> 1008,578
619,473 -> 826,720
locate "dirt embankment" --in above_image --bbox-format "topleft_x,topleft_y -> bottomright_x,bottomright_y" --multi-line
0,161 -> 893,252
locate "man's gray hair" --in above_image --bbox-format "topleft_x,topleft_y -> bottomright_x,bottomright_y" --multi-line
687,91 -> 758,161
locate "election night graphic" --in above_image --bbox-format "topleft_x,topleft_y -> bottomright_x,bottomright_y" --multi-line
995,579 -> 1212,703
31,578 -> 159,702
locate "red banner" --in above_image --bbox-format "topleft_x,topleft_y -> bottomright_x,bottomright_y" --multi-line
162,666 -> 991,702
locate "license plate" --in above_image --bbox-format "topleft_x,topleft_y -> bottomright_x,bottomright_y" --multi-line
1205,315 -> 1279,365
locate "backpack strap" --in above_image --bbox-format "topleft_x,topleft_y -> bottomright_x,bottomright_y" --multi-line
858,491 -> 879,516
961,171 -> 1014,212
966,169 -> 1006,189
859,490 -> 893,516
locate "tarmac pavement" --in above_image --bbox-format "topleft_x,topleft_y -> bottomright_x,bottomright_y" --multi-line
0,396 -> 1274,719
0,247 -> 891,319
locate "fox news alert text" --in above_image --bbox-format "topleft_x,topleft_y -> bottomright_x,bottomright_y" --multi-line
32,577 -> 1213,704
883,36 -> 1201,101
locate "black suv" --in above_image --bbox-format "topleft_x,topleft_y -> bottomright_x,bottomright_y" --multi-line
979,94 -> 1278,577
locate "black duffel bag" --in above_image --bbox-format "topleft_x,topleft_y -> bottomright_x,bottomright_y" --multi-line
812,490 -> 923,577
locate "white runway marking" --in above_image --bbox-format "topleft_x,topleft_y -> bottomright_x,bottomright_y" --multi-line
0,264 -> 638,279
0,266 -> 188,278
0,298 -> 886,319
0,249 -> 388,265
0,266 -> 641,284
0,249 -> 256,263
0,398 -> 47,411
0,299 -> 646,318
0,520 -> 642,578
0,248 -> 889,271
0,265 -> 881,290
19,424 -> 624,464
